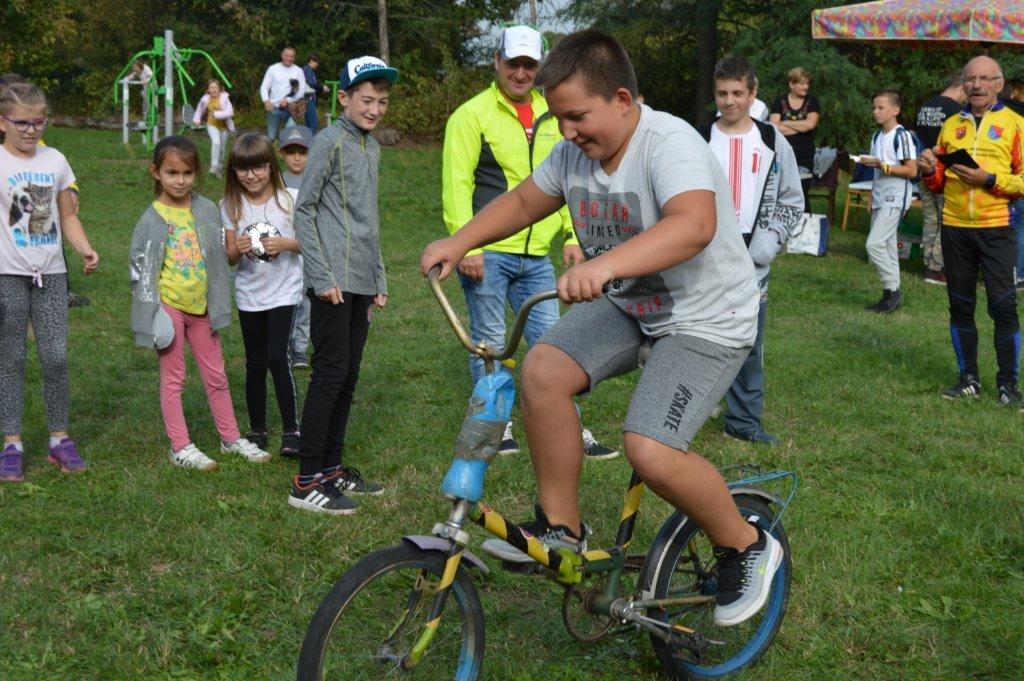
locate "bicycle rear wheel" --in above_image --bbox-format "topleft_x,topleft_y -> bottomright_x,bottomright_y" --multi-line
297,542 -> 485,680
642,495 -> 791,679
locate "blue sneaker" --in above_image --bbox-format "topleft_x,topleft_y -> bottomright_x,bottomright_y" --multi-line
724,423 -> 778,446
1,444 -> 24,482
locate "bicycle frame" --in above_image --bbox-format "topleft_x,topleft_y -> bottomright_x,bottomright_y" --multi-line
401,268 -> 799,669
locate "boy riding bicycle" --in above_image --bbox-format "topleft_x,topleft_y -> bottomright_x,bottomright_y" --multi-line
420,30 -> 783,627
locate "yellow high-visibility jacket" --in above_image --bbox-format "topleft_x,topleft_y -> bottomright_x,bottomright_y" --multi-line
442,82 -> 575,256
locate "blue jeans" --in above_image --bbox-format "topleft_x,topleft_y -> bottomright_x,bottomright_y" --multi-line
1012,198 -> 1024,283
458,251 -> 560,384
725,275 -> 769,432
304,98 -> 319,135
265,108 -> 292,142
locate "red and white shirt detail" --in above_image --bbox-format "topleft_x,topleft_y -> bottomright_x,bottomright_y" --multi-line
708,124 -> 767,235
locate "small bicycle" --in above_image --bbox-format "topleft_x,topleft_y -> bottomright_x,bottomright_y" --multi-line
297,268 -> 797,680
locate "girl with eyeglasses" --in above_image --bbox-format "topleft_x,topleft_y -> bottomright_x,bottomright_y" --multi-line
0,82 -> 99,482
221,133 -> 304,458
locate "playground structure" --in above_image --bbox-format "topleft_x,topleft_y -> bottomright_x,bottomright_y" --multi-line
113,29 -> 232,149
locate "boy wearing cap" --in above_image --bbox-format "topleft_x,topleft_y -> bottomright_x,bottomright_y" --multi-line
442,24 -> 615,460
421,30 -> 782,627
278,125 -> 313,368
290,57 -> 398,515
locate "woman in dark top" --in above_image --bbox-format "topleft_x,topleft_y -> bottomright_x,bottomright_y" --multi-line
770,66 -> 821,212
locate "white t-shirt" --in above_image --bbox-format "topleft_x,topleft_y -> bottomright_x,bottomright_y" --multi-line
0,145 -> 75,278
532,105 -> 758,348
709,123 -> 767,235
259,63 -> 308,105
221,188 -> 304,312
870,125 -> 917,210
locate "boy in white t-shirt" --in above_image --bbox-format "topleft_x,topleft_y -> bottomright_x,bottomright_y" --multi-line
863,89 -> 918,313
420,30 -> 783,627
702,55 -> 803,446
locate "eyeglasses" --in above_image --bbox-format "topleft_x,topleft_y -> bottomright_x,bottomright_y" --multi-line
1,115 -> 49,133
963,74 -> 1003,85
235,163 -> 270,177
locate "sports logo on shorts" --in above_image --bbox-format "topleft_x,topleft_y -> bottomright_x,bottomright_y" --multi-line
989,125 -> 1004,140
956,126 -> 967,139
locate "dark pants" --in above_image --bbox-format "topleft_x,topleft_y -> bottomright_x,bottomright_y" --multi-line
725,277 -> 769,431
304,97 -> 319,135
238,305 -> 298,433
941,226 -> 1020,385
298,290 -> 372,476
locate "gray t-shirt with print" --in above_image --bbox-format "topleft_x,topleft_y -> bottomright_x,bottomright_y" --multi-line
532,105 -> 758,348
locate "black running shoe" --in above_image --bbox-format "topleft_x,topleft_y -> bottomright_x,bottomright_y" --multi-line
713,520 -> 784,627
326,466 -> 384,496
288,476 -> 358,515
280,431 -> 300,458
867,289 -> 901,313
245,430 -> 269,450
998,382 -> 1022,406
941,373 -> 981,399
481,504 -> 589,563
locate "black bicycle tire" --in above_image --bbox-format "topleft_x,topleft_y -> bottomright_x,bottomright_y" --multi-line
643,496 -> 792,680
297,542 -> 486,681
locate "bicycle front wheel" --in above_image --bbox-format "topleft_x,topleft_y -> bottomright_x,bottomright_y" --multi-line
297,542 -> 485,680
642,495 -> 791,679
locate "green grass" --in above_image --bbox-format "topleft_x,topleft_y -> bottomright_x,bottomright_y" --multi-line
2,127 -> 1023,679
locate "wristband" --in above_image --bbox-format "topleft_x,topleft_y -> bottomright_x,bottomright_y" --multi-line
985,173 -> 997,189
881,163 -> 890,176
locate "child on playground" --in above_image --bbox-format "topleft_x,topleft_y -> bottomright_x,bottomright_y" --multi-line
420,30 -> 783,627
290,56 -> 397,515
276,124 -> 313,369
129,135 -> 270,470
0,82 -> 99,482
861,89 -> 918,313
192,79 -> 235,178
221,133 -> 304,458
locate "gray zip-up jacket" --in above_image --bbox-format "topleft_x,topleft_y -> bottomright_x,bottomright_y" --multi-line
295,115 -> 387,297
129,193 -> 233,347
700,119 -> 804,281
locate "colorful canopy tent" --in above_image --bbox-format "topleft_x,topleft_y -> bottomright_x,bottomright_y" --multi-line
811,0 -> 1024,47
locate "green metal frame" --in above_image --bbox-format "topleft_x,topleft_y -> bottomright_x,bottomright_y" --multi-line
112,36 -> 233,149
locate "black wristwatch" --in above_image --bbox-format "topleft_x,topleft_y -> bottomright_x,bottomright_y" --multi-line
985,173 -> 997,189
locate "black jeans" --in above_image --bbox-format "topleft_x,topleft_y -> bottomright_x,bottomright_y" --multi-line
298,290 -> 372,476
941,226 -> 1020,385
238,305 -> 299,433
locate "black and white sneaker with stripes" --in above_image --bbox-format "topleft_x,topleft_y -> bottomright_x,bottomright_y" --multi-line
288,476 -> 358,515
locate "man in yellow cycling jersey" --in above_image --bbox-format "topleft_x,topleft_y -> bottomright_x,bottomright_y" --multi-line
919,55 -> 1024,404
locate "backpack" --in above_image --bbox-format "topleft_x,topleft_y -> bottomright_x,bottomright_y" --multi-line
871,125 -> 924,181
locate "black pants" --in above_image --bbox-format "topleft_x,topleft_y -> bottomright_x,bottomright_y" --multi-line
298,290 -> 372,476
941,226 -> 1020,385
238,305 -> 298,433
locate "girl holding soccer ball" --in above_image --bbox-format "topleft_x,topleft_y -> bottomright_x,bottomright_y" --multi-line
222,132 -> 304,458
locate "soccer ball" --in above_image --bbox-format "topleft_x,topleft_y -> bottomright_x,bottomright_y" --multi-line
241,222 -> 281,262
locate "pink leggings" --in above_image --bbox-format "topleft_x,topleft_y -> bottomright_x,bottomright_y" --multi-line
158,304 -> 240,452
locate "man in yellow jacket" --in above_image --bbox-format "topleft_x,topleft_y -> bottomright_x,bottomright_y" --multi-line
920,55 -> 1024,404
442,25 -> 615,458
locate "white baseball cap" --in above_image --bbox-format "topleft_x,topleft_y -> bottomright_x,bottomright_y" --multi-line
499,26 -> 544,61
339,56 -> 399,91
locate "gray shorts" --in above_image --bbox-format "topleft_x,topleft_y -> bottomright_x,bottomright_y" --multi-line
538,297 -> 750,452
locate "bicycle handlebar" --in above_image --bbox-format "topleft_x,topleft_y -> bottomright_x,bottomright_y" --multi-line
427,265 -> 558,362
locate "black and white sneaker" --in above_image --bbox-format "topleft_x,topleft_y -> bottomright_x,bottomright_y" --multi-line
998,382 -> 1022,406
481,504 -> 588,564
941,373 -> 981,399
326,467 -> 384,496
288,476 -> 358,515
244,430 -> 269,451
712,519 -> 784,627
499,421 -> 519,455
582,428 -> 619,460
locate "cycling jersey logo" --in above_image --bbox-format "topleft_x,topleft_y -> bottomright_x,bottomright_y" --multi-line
989,125 -> 1004,140
956,126 -> 967,139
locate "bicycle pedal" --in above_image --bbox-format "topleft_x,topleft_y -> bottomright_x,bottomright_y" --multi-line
500,560 -> 544,575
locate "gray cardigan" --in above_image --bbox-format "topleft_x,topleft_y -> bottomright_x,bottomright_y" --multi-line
295,115 -> 387,297
129,193 -> 233,347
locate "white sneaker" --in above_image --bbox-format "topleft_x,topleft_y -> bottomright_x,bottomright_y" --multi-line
499,420 -> 519,455
221,437 -> 271,463
169,443 -> 218,471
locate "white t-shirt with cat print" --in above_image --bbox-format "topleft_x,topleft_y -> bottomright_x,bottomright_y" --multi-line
0,145 -> 75,278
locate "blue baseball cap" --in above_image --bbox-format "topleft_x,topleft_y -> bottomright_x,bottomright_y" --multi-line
339,56 -> 399,91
